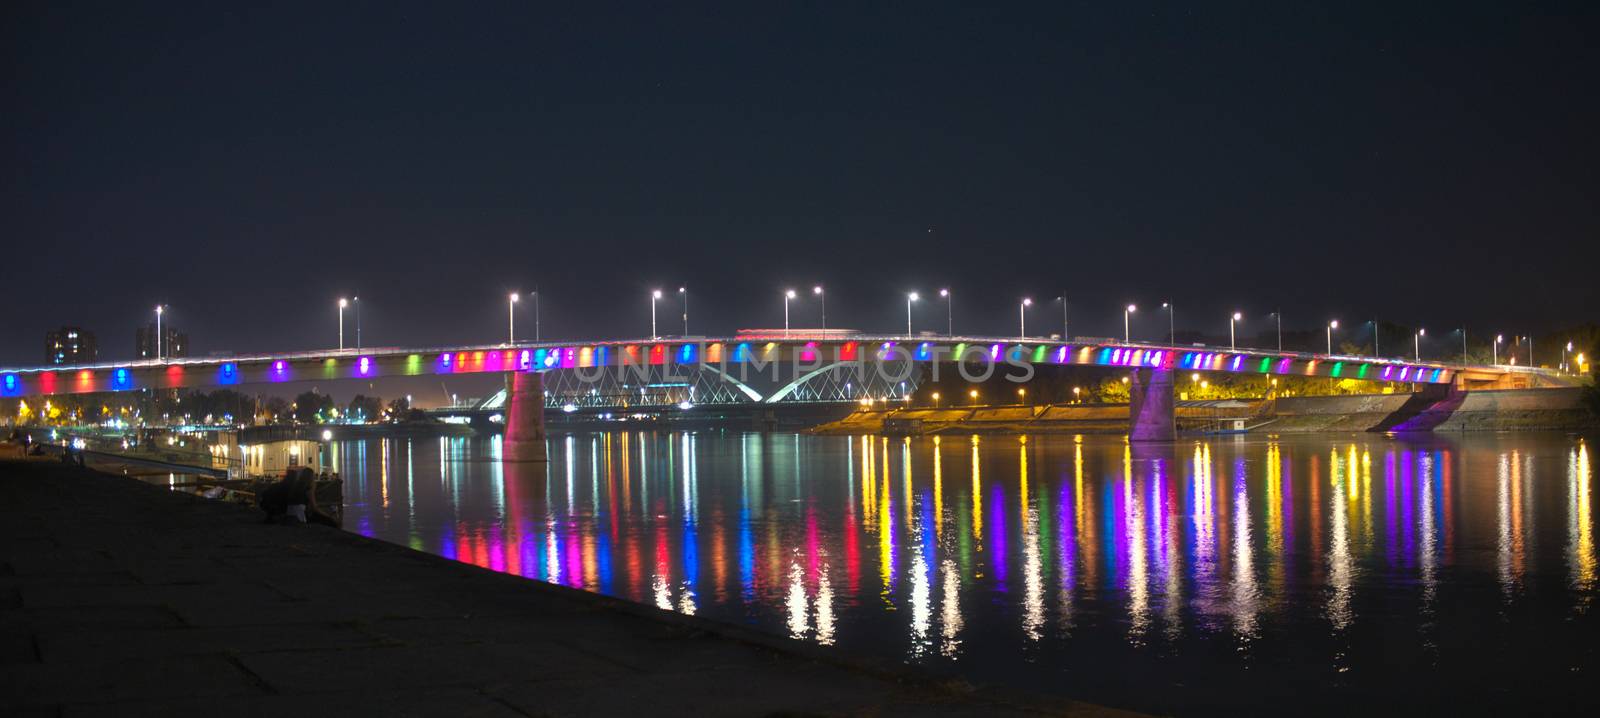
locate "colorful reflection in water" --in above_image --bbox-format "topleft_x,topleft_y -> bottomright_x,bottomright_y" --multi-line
336,432 -> 1599,715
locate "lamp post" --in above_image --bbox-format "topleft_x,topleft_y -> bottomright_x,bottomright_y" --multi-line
1415,328 -> 1425,361
650,289 -> 662,339
338,298 -> 347,350
813,286 -> 825,331
784,289 -> 797,337
1493,334 -> 1502,365
1327,320 -> 1339,355
1566,341 -> 1575,373
155,305 -> 165,361
532,288 -> 541,342
678,287 -> 688,336
1058,294 -> 1069,340
508,292 -> 519,344
939,288 -> 951,336
1161,302 -> 1174,344
1124,304 -> 1136,343
1270,310 -> 1282,352
1461,329 -> 1468,365
1019,298 -> 1031,338
906,292 -> 919,336
1230,312 -> 1242,351
354,296 -> 361,350
1371,320 -> 1380,358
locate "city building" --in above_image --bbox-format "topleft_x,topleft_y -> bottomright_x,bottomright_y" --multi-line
137,323 -> 189,359
45,326 -> 97,364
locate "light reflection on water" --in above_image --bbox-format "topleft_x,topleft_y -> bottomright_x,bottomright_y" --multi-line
335,432 -> 1598,715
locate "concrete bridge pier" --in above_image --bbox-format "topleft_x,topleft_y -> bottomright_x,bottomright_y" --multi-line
504,371 -> 548,462
1128,367 -> 1176,442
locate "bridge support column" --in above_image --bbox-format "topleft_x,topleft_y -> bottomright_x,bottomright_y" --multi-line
1128,367 -> 1176,442
504,371 -> 547,462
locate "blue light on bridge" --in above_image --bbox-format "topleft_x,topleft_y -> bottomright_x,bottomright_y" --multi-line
678,343 -> 697,363
2,373 -> 18,396
734,343 -> 751,362
111,368 -> 132,390
218,362 -> 239,385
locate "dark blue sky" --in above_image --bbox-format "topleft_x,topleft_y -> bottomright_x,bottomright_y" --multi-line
3,1 -> 1595,364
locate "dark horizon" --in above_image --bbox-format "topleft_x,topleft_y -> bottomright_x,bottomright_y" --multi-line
4,2 -> 1596,365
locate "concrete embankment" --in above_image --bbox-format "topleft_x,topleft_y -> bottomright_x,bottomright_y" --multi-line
1267,388 -> 1595,433
0,457 -> 1134,717
813,388 -> 1597,436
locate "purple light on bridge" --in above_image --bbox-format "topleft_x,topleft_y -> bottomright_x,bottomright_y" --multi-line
1230,355 -> 1243,371
518,350 -> 531,371
1382,366 -> 1394,380
1278,357 -> 1293,374
356,357 -> 373,377
1056,346 -> 1068,363
271,360 -> 290,381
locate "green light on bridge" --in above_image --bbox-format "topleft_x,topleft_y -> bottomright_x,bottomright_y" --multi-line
1258,357 -> 1271,373
1357,363 -> 1369,378
1331,361 -> 1343,378
406,354 -> 421,375
1031,345 -> 1047,363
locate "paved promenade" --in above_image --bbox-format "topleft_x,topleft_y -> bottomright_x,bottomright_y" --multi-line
0,458 -> 1133,717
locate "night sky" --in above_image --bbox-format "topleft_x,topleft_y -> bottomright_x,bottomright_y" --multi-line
4,2 -> 1596,367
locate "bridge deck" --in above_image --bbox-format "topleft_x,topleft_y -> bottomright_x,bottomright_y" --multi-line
1,334 -> 1539,399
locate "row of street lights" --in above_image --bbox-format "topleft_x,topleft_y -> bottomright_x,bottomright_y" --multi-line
304,293 -> 1577,370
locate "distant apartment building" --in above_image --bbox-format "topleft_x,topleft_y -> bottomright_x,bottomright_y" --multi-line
137,323 -> 189,359
45,327 -> 98,364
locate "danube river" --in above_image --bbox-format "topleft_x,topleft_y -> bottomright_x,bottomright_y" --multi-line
333,431 -> 1596,715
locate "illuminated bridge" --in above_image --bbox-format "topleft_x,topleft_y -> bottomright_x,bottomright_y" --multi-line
0,332 -> 1549,458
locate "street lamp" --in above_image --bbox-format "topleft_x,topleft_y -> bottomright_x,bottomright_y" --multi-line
1566,341 -> 1575,373
532,288 -> 541,342
154,305 -> 165,361
1057,294 -> 1070,340
1327,320 -> 1339,355
650,289 -> 662,339
1019,298 -> 1031,338
678,287 -> 688,336
353,296 -> 361,350
939,288 -> 951,335
508,292 -> 519,344
1124,304 -> 1136,343
784,289 -> 797,337
931,391 -> 940,407
1415,328 -> 1425,361
338,298 -> 348,350
1494,334 -> 1503,365
1161,302 -> 1174,345
968,388 -> 979,405
906,292 -> 919,335
1269,310 -> 1283,352
1229,312 -> 1242,351
813,286 -> 825,331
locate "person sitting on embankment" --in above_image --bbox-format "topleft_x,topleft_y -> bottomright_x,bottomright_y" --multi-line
258,468 -> 338,527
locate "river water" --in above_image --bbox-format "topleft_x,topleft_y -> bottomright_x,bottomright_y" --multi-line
332,431 -> 1597,715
